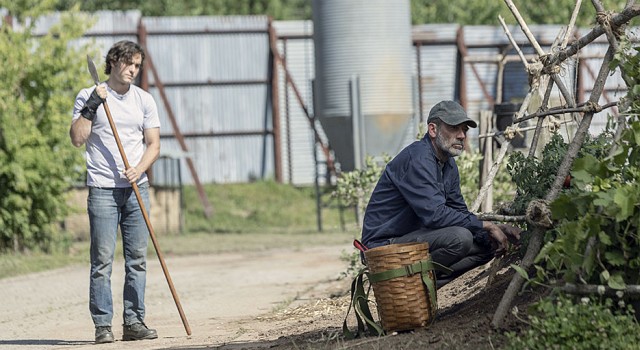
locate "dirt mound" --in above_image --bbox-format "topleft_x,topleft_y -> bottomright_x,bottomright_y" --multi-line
256,256 -> 540,350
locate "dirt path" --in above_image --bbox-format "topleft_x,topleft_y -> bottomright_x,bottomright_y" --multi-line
0,244 -> 352,350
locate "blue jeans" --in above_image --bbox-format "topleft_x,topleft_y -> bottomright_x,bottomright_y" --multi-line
389,226 -> 494,287
88,182 -> 150,327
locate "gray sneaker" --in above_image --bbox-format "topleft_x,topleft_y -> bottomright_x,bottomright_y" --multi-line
122,322 -> 158,341
95,326 -> 114,344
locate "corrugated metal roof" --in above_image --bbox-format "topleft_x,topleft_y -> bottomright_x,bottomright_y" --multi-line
143,15 -> 268,32
413,24 -> 459,43
464,24 -> 568,47
31,10 -> 140,36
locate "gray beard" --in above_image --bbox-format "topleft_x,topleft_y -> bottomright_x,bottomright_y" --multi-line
435,131 -> 463,157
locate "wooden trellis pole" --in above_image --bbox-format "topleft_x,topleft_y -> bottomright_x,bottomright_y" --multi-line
480,0 -> 640,328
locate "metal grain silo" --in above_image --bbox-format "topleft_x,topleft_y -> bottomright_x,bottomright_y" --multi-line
312,0 -> 414,171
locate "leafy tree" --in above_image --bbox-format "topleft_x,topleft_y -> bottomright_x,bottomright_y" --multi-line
0,2 -> 95,252
410,0 -> 624,26
54,0 -> 311,19
50,0 -> 636,26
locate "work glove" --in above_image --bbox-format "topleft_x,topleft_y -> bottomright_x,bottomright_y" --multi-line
80,88 -> 105,121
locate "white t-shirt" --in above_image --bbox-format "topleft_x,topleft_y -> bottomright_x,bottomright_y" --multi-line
72,84 -> 160,188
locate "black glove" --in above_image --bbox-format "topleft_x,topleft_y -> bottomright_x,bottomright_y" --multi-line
473,230 -> 492,249
80,88 -> 104,121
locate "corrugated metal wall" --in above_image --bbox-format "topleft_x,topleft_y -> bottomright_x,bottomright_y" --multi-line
27,11 -> 632,186
578,34 -> 627,135
141,16 -> 273,185
272,20 -> 322,185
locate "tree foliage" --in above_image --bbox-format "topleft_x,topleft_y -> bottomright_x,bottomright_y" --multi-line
0,3 -> 95,252
49,0 -> 636,26
54,0 -> 311,19
411,0 -> 632,26
506,132 -> 610,214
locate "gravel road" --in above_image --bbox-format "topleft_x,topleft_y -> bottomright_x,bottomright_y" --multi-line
0,244 -> 350,350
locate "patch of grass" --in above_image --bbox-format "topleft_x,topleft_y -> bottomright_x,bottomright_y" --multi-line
0,181 -> 360,280
184,180 -> 351,233
151,230 -> 354,257
0,242 -> 89,279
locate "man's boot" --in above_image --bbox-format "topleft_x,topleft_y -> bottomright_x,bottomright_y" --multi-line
122,322 -> 158,341
95,326 -> 114,344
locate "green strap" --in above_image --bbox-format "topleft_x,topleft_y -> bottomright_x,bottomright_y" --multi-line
342,269 -> 384,339
369,259 -> 450,283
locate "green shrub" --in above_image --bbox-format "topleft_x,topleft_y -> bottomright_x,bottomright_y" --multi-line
339,248 -> 364,280
506,132 -> 611,215
457,149 -> 515,208
332,154 -> 391,221
506,295 -> 640,350
535,120 -> 640,288
0,6 -> 95,252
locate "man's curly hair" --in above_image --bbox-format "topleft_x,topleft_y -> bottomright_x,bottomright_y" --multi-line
104,40 -> 145,75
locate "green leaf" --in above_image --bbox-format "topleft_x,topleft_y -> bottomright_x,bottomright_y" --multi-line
582,244 -> 597,275
550,195 -> 578,220
511,264 -> 530,281
535,240 -> 557,264
593,191 -> 614,208
613,187 -> 635,222
600,269 -> 610,282
598,231 -> 613,246
570,169 -> 592,188
632,121 -> 640,147
607,274 -> 626,290
604,251 -> 626,266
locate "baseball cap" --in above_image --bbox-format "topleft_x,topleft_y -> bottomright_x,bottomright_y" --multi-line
427,100 -> 477,128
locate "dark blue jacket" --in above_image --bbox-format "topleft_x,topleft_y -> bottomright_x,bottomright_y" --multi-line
361,135 -> 483,248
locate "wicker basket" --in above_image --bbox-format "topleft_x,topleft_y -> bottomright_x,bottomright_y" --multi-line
364,242 -> 436,332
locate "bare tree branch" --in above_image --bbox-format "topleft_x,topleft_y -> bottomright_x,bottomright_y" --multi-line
477,214 -> 526,222
562,0 -> 583,48
498,15 -> 529,68
528,80 -> 555,157
514,101 -> 619,124
545,5 -> 640,70
478,118 -> 577,139
561,283 -> 640,296
503,0 -> 545,56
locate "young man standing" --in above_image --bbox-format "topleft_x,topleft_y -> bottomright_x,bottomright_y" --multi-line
70,40 -> 160,344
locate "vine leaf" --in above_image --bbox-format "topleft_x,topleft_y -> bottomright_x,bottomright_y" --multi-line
511,264 -> 530,281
